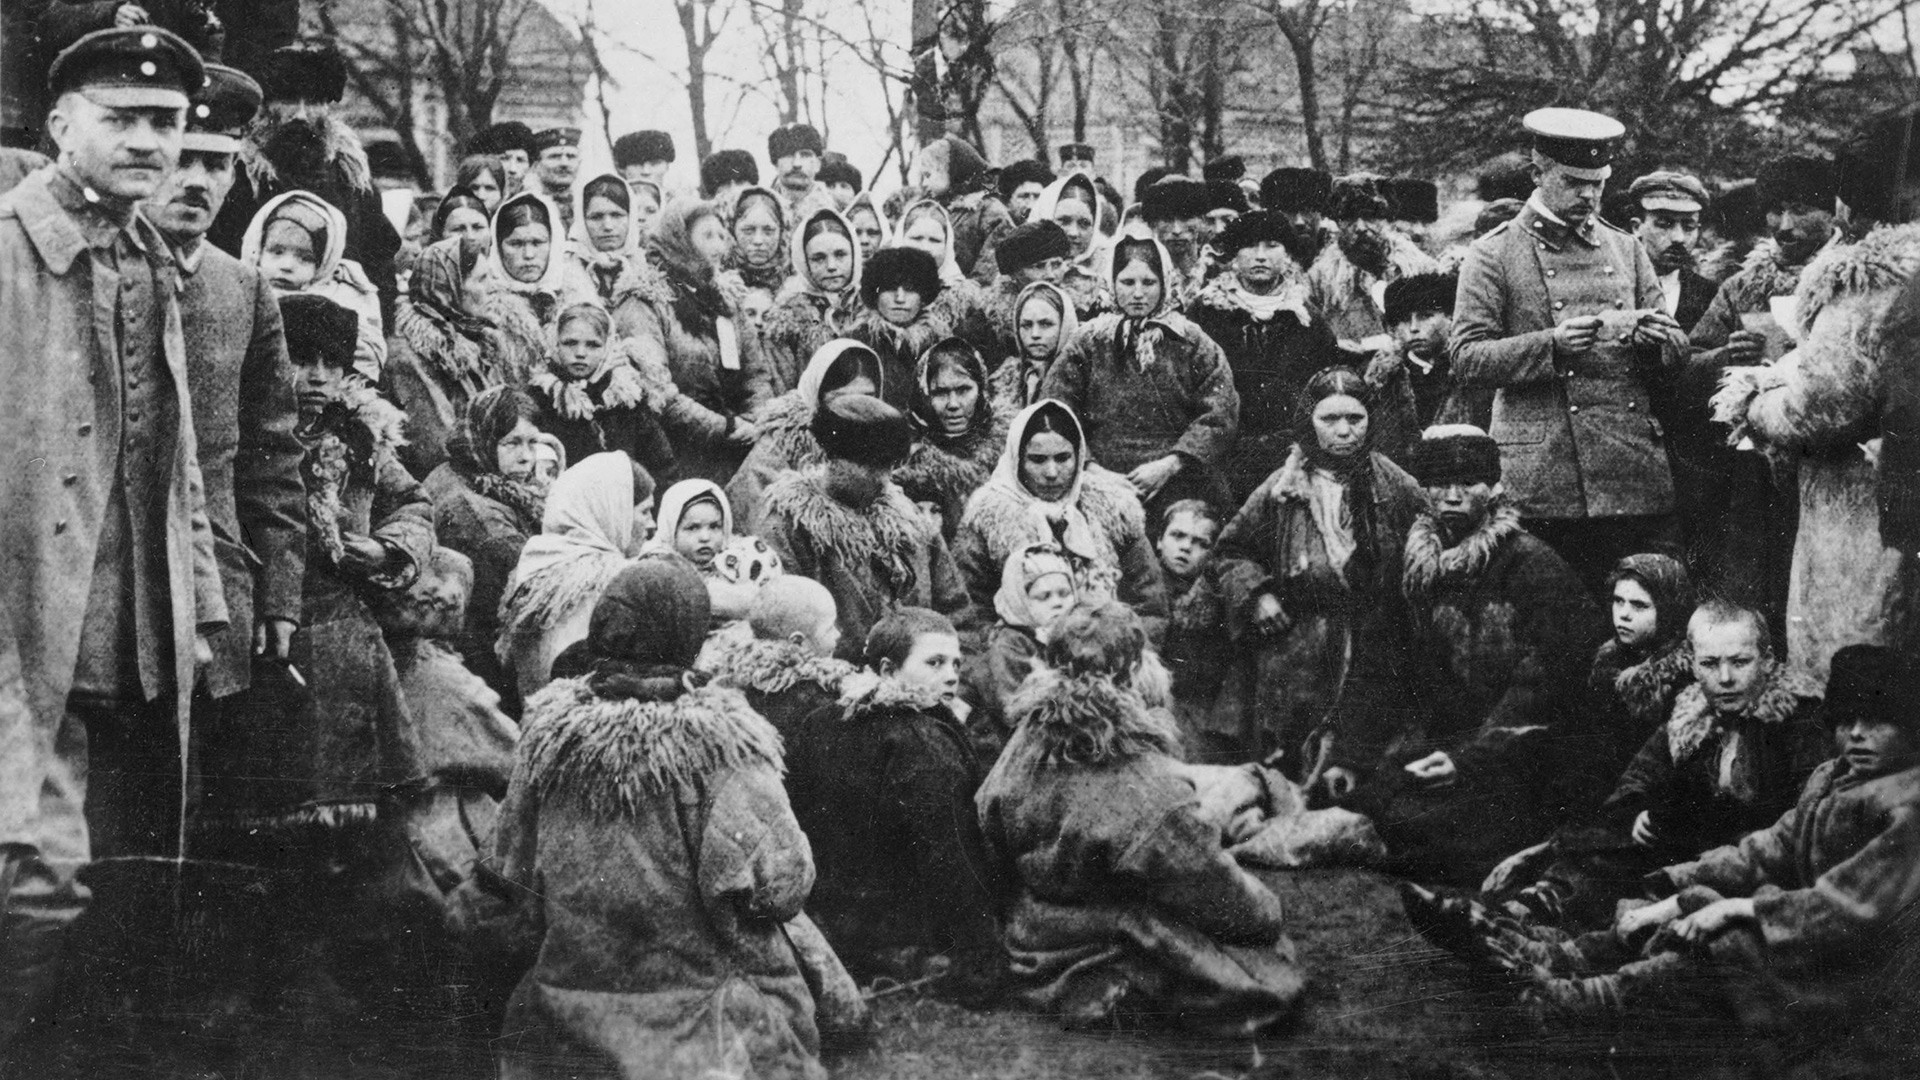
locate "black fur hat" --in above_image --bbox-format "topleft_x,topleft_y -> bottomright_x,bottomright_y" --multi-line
812,394 -> 912,469
700,149 -> 759,196
1140,176 -> 1210,222
1259,167 -> 1331,214
614,130 -> 675,167
261,41 -> 347,105
1755,154 -> 1838,213
1385,178 -> 1440,224
1327,174 -> 1391,221
469,121 -> 535,158
860,246 -> 944,309
1202,155 -> 1246,183
998,158 -> 1055,202
278,293 -> 358,369
1383,271 -> 1458,326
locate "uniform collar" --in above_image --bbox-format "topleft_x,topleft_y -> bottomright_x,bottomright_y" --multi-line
1520,195 -> 1598,250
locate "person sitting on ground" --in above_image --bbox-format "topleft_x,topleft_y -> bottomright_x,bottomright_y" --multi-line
894,336 -> 1009,540
698,576 -> 854,739
963,543 -> 1082,760
842,245 -> 950,411
974,600 -> 1305,1034
787,608 -> 1003,1003
491,559 -> 830,1080
526,300 -> 678,482
988,281 -> 1077,415
726,338 -> 886,533
758,396 -> 967,660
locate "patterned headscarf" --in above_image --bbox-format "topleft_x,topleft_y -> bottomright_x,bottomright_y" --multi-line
446,385 -> 547,529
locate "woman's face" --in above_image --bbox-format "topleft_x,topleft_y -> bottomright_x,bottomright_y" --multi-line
259,219 -> 320,292
916,145 -> 951,198
740,288 -> 773,334
584,194 -> 630,253
1025,572 -> 1077,630
926,361 -> 980,435
1612,577 -> 1659,648
631,189 -> 661,236
626,500 -> 656,557
805,229 -> 854,293
468,171 -> 502,211
1311,393 -> 1369,458
672,500 -> 727,569
1020,429 -> 1078,501
876,285 -> 925,326
734,202 -> 782,268
1017,296 -> 1063,361
690,213 -> 732,268
1053,196 -> 1096,256
494,418 -> 542,480
849,207 -> 884,259
501,221 -> 552,283
442,205 -> 489,250
555,317 -> 607,380
1114,257 -> 1163,319
902,215 -> 947,262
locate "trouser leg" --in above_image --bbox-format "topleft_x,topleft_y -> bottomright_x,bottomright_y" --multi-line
0,699 -> 93,1047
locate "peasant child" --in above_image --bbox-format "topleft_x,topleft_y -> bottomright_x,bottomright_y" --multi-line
244,190 -> 388,384
963,543 -> 1080,759
527,300 -> 678,482
650,479 -> 785,636
700,576 -> 854,738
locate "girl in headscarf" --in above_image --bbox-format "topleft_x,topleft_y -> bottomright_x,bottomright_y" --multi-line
491,559 -> 828,1080
1199,367 -> 1425,769
728,186 -> 789,292
963,542 -> 1080,756
626,196 -> 769,485
496,451 -> 657,700
243,189 -> 388,383
1040,226 -> 1241,524
1027,174 -> 1114,319
762,206 -> 865,397
568,172 -> 657,305
646,478 -> 785,634
844,191 -> 893,263
480,189 -> 595,387
725,339 -> 884,532
989,281 -> 1078,414
423,385 -> 551,705
895,198 -> 998,356
527,300 -> 677,481
896,337 -> 1008,540
843,245 -> 952,411
952,398 -> 1165,636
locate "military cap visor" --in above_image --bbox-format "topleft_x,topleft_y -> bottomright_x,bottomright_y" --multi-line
1524,107 -> 1624,180
532,127 -> 583,153
51,28 -> 205,110
182,63 -> 261,154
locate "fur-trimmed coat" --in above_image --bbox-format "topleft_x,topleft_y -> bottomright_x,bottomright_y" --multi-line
725,389 -> 825,535
698,633 -> 856,740
842,306 -> 953,413
492,678 -> 826,1080
761,291 -> 851,406
1716,223 -> 1920,690
975,669 -> 1304,1034
422,464 -> 535,704
527,339 -> 679,482
621,265 -> 773,485
1306,231 -> 1440,348
952,464 -> 1166,634
1567,637 -> 1697,811
896,416 -> 1008,541
787,679 -> 1002,991
757,471 -> 968,661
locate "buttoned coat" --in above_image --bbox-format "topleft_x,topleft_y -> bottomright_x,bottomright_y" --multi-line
0,169 -> 227,841
177,239 -> 308,699
1451,202 -> 1679,519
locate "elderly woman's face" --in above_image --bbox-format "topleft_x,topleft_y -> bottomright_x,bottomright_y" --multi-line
501,222 -> 551,282
494,418 -> 542,480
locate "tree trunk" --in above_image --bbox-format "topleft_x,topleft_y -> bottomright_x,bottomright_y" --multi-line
676,0 -> 713,161
1281,20 -> 1326,171
910,0 -> 943,143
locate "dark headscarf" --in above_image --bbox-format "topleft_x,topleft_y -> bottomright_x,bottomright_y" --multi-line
910,337 -> 995,446
648,196 -> 732,336
560,557 -> 714,702
446,385 -> 547,527
1606,554 -> 1696,654
431,184 -> 491,244
1295,366 -> 1380,574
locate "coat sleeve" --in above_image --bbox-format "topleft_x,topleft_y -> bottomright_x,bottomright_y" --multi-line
1212,479 -> 1280,626
366,447 -> 434,589
1170,329 -> 1240,469
1595,725 -> 1677,832
1470,544 -> 1605,738
1451,240 -> 1560,389
738,315 -> 776,416
1744,294 -> 1884,452
1117,796 -> 1286,946
948,516 -> 1001,632
1746,798 -> 1920,972
699,761 -> 815,922
238,273 -> 308,626
1037,326 -> 1093,414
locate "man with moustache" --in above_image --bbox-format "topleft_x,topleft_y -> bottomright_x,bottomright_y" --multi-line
0,27 -> 228,1046
769,121 -> 833,224
1307,173 -> 1439,352
1451,108 -> 1690,596
529,126 -> 581,229
1627,172 -> 1715,332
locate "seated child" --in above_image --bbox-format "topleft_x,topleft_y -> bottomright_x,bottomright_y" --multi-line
1156,499 -> 1222,606
1158,500 -> 1240,759
975,600 -> 1306,1034
787,608 -> 1003,1002
650,479 -> 785,633
244,190 -> 388,383
963,543 -> 1079,759
527,300 -> 677,480
700,576 -> 855,738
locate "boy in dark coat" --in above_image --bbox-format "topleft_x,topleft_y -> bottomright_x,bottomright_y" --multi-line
699,575 -> 854,739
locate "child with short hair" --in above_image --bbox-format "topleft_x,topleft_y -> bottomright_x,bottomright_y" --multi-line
700,576 -> 854,738
1156,499 -> 1222,604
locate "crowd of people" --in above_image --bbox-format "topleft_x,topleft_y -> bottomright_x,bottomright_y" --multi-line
2,16 -> 1919,1079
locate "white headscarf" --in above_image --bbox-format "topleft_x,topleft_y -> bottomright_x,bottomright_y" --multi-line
653,478 -> 734,550
797,337 -> 886,409
788,204 -> 864,304
487,188 -> 576,294
896,198 -> 968,284
498,451 -> 643,635
1029,174 -> 1112,268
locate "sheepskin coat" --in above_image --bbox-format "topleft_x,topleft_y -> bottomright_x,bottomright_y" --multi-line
1305,230 -> 1440,347
725,388 -> 827,535
527,339 -> 679,482
422,463 -> 536,702
1567,637 -> 1698,813
757,470 -> 968,661
492,678 -> 825,1080
975,669 -> 1304,1034
1718,223 -> 1920,690
787,680 -> 1002,987
699,633 -> 856,740
897,416 -> 1008,542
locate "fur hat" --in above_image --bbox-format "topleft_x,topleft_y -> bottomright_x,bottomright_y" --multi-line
812,395 -> 912,469
365,140 -> 409,181
1259,167 -> 1331,214
768,123 -> 824,163
818,155 -> 862,191
1712,180 -> 1765,236
261,41 -> 347,105
613,130 -> 675,167
1385,178 -> 1440,224
278,293 -> 358,369
1202,155 -> 1246,183
859,246 -> 943,309
1140,176 -> 1209,222
936,135 -> 992,196
1384,271 -> 1458,326
1133,166 -> 1176,204
1213,210 -> 1311,265
996,220 -> 1072,274
1410,424 -> 1500,488
700,149 -> 759,196
1755,154 -> 1838,213
1058,142 -> 1095,165
469,121 -> 534,158
1206,179 -> 1250,215
1837,104 -> 1920,223
998,158 -> 1055,202
1476,152 -> 1534,203
1328,174 -> 1391,221
1821,644 -> 1914,729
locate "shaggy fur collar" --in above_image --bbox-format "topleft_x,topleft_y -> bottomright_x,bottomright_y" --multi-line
1188,273 -> 1314,325
518,678 -> 782,818
846,306 -> 952,363
1792,222 -> 1920,336
962,463 -> 1145,561
242,111 -> 371,193
840,676 -> 952,715
1591,638 -> 1695,729
1720,240 -> 1805,313
699,634 -> 855,696
530,338 -> 674,422
1401,504 -> 1524,601
1666,663 -> 1819,764
761,468 -> 933,590
608,255 -> 675,311
898,418 -> 1005,501
299,393 -> 407,565
1005,668 -> 1182,768
753,390 -> 827,473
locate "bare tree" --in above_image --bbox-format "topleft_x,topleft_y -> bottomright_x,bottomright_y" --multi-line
670,0 -> 735,162
1108,0 -> 1258,171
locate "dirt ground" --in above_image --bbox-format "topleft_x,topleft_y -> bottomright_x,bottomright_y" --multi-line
7,866 -> 1915,1079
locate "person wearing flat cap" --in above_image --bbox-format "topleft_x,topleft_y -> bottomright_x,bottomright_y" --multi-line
0,25 -> 234,1044
530,126 -> 582,228
1450,106 -> 1689,596
1626,171 -> 1715,331
1058,142 -> 1095,177
613,129 -> 674,189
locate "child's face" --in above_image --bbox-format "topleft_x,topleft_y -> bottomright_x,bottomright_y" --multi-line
1017,296 -> 1062,361
890,632 -> 961,704
294,356 -> 344,416
1840,718 -> 1919,778
632,190 -> 661,236
740,288 -> 773,334
555,317 -> 608,380
1158,511 -> 1218,578
530,446 -> 560,494
260,220 -> 320,292
672,500 -> 727,570
1025,572 -> 1076,630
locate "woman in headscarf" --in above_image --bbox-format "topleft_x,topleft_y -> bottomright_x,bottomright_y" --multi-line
1040,226 -> 1240,524
392,212 -> 512,474
423,385 -> 550,706
429,184 -> 492,252
479,189 -> 595,388
453,154 -> 507,213
625,196 -> 769,485
243,189 -> 387,383
896,198 -> 998,356
725,339 -> 885,533
728,185 -> 789,292
842,245 -> 952,411
492,559 -> 828,1080
527,300 -> 677,481
762,206 -> 865,398
844,191 -> 893,263
896,337 -> 1008,540
912,133 -> 1013,283
496,451 -> 657,700
567,172 -> 658,306
953,398 -> 1165,636
1195,368 -> 1424,769
1027,174 -> 1114,319
989,281 -> 1078,414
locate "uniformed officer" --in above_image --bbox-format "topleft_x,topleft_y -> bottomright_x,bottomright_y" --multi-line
1450,107 -> 1690,595
530,125 -> 582,229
